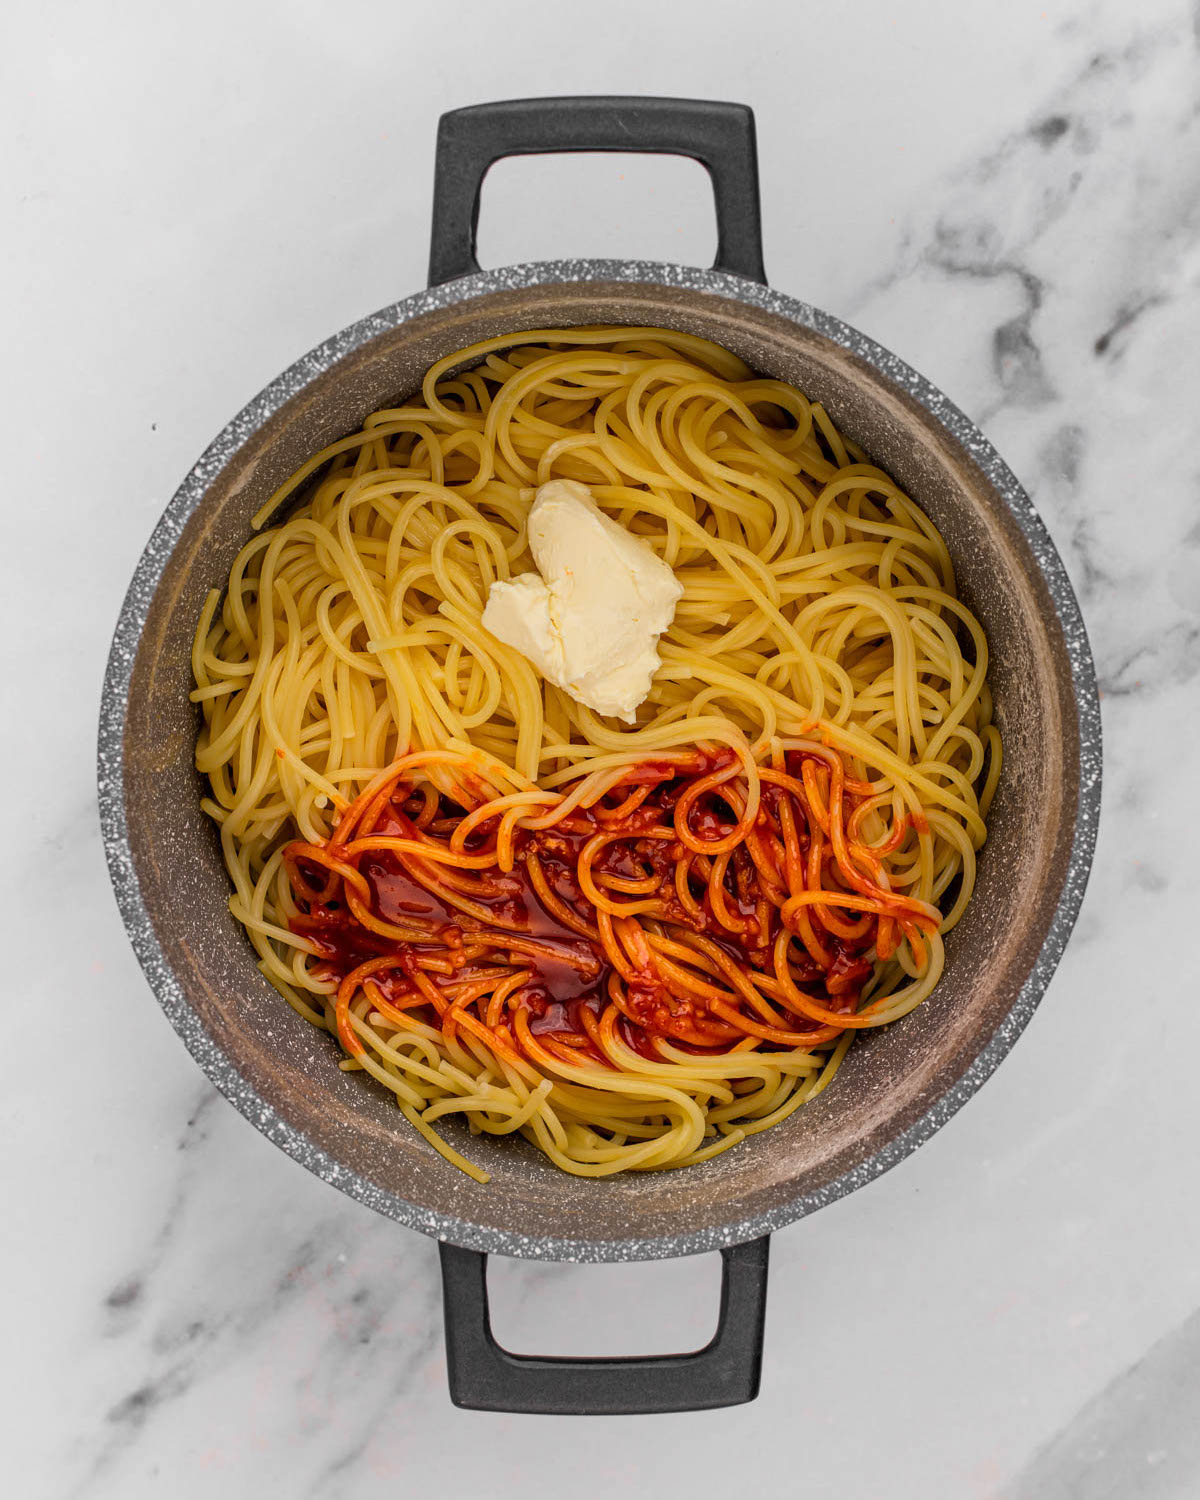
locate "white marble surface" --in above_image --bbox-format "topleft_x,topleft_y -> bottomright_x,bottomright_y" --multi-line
6,1 -> 1199,1494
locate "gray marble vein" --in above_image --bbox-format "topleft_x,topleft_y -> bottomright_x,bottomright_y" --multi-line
69,1084 -> 446,1495
999,1307 -> 1200,1499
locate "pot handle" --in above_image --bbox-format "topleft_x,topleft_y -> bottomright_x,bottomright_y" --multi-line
438,1235 -> 769,1414
428,95 -> 767,287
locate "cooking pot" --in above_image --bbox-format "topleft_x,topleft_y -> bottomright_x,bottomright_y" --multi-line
99,96 -> 1101,1414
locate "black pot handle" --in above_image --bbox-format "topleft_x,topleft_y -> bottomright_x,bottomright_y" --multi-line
438,1235 -> 769,1414
428,95 -> 767,287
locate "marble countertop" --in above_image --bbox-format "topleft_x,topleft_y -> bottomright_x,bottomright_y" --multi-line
7,1 -> 1199,1495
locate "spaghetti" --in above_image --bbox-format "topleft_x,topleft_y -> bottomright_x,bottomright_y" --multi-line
192,326 -> 1000,1179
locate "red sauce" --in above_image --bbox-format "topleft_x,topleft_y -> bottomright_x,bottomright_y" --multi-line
295,809 -> 608,1012
290,907 -> 398,971
285,746 -> 914,1056
525,990 -> 604,1036
684,798 -> 737,843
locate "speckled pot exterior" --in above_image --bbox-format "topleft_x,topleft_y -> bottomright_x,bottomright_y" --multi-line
98,261 -> 1101,1262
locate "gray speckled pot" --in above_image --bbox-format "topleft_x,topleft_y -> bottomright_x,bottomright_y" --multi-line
98,259 -> 1101,1265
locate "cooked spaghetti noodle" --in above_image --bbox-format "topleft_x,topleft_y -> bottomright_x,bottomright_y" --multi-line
192,326 -> 1000,1179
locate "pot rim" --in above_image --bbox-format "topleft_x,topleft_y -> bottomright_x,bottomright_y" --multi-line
98,259 -> 1102,1262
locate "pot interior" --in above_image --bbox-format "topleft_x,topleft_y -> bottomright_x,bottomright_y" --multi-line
122,280 -> 1080,1253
